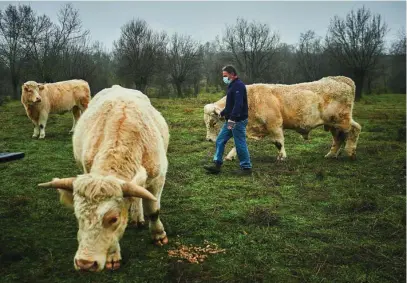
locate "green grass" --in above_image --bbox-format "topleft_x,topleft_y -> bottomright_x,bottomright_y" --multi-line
0,93 -> 405,283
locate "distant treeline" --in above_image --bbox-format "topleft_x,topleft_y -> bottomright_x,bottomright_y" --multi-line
0,4 -> 405,101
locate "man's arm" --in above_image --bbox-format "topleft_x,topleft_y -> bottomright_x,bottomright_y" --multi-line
230,84 -> 244,121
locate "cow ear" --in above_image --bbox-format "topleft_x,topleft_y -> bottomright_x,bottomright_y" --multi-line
38,84 -> 45,90
204,104 -> 221,116
58,190 -> 74,209
23,85 -> 29,92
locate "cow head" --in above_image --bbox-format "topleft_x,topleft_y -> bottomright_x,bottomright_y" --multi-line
203,103 -> 223,142
38,174 -> 157,272
21,81 -> 45,104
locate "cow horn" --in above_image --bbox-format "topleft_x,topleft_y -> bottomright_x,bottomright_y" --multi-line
121,183 -> 157,201
38,177 -> 75,191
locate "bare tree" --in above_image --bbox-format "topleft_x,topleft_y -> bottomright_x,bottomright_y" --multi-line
326,6 -> 388,101
59,35 -> 95,80
25,4 -> 88,82
166,33 -> 201,97
271,43 -> 299,84
390,28 -> 406,55
202,39 -> 230,92
24,12 -> 52,80
188,45 -> 204,96
202,41 -> 217,91
0,4 -> 32,98
389,28 -> 406,93
296,30 -> 325,81
113,19 -> 167,93
222,18 -> 280,83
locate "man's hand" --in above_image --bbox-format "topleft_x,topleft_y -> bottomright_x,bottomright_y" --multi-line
227,120 -> 236,130
217,109 -> 225,120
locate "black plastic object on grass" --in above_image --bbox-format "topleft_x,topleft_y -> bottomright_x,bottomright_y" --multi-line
0,152 -> 25,163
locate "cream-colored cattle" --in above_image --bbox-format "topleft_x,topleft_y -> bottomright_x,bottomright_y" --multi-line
204,76 -> 361,160
21,80 -> 91,139
38,85 -> 169,272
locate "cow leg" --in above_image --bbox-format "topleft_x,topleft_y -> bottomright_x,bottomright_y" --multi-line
129,167 -> 147,227
38,112 -> 48,139
128,197 -> 145,228
268,127 -> 286,161
143,176 -> 167,246
32,122 -> 40,138
224,147 -> 237,161
70,106 -> 81,133
302,132 -> 311,143
344,120 -> 362,160
324,127 -> 346,158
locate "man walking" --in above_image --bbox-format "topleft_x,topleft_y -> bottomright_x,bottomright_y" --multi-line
204,65 -> 252,175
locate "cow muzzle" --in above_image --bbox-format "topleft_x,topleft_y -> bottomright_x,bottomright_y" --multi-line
34,97 -> 41,103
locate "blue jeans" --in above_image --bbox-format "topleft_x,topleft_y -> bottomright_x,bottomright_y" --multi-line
213,119 -> 252,169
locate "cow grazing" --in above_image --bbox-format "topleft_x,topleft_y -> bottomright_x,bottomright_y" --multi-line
204,76 -> 362,161
38,85 -> 169,272
21,80 -> 91,139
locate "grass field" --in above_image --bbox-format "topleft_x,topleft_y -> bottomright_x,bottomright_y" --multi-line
0,93 -> 405,283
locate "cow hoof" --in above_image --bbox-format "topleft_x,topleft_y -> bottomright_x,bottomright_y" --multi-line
224,157 -> 234,161
32,135 -> 38,139
324,153 -> 338,159
153,236 -> 169,246
276,156 -> 287,161
350,154 -> 356,161
129,220 -> 146,229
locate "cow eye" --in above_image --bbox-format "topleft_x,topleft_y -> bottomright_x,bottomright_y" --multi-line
103,213 -> 120,228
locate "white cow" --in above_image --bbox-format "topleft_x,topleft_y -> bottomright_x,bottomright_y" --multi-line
21,80 -> 91,139
38,85 -> 169,271
204,76 -> 362,160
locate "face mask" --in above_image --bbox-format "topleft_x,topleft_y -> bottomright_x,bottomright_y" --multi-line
223,77 -> 231,84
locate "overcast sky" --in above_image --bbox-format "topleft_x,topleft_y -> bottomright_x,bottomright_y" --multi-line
1,1 -> 405,51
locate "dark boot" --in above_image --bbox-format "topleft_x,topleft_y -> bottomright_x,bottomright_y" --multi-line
233,167 -> 252,176
204,162 -> 222,174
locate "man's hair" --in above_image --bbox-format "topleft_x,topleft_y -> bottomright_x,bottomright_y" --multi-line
222,65 -> 238,76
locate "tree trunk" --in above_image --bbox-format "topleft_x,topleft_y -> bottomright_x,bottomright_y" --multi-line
134,76 -> 148,93
367,74 -> 373,95
194,82 -> 200,97
11,75 -> 19,100
175,82 -> 183,97
354,71 -> 365,102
